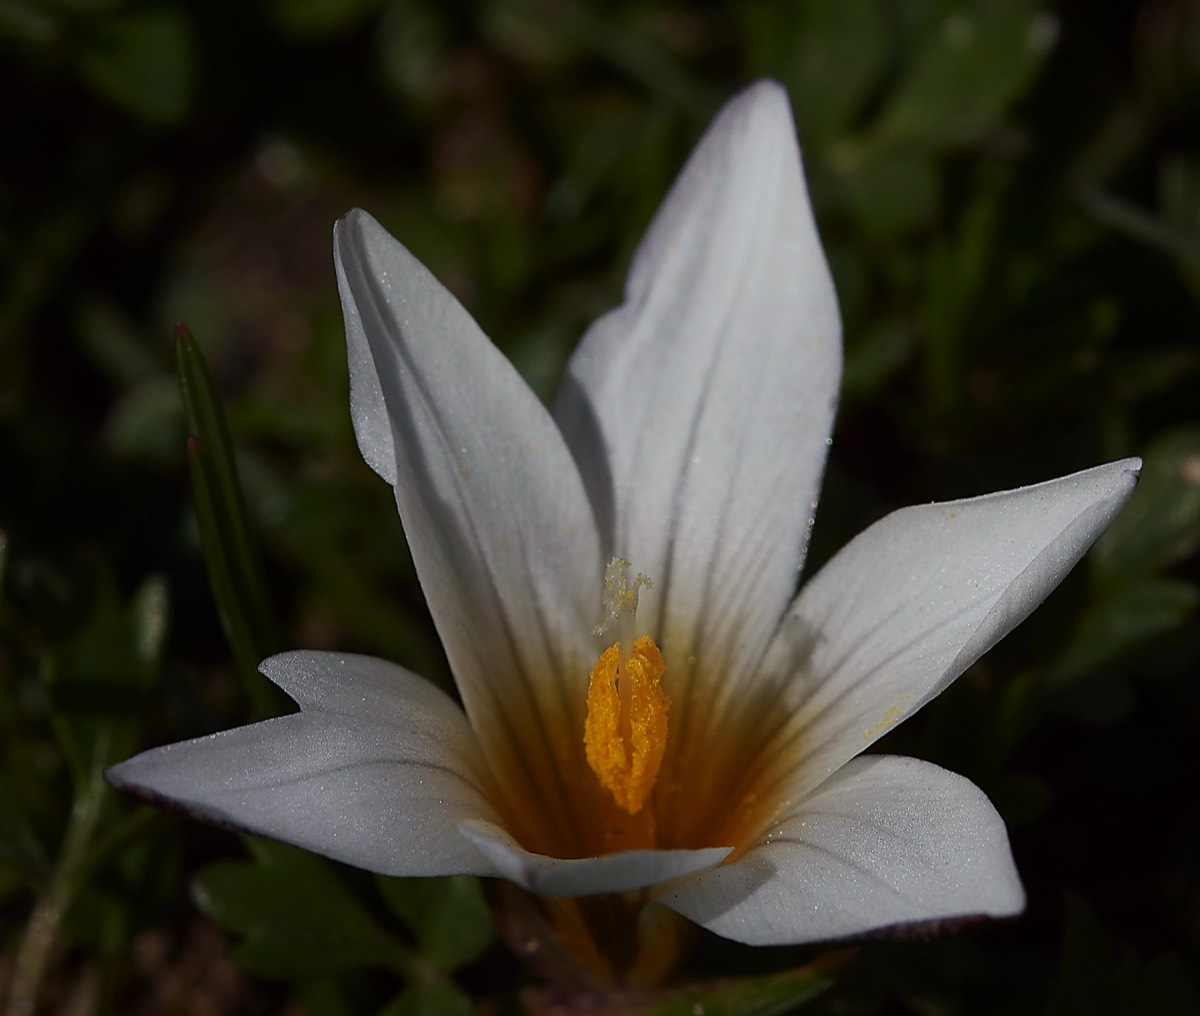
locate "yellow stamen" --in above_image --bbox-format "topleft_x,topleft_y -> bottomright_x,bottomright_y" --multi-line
584,635 -> 669,815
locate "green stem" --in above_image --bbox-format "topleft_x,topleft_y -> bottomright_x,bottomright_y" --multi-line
76,808 -> 159,889
4,762 -> 106,1016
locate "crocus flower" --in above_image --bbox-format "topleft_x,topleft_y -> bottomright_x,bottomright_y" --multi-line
108,81 -> 1139,977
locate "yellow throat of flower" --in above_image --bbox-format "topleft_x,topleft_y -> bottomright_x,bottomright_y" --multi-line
583,560 -> 670,815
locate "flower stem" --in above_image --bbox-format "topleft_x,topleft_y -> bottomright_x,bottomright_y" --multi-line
4,761 -> 106,1016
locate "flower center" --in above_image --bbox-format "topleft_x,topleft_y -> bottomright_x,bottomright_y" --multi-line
583,559 -> 670,815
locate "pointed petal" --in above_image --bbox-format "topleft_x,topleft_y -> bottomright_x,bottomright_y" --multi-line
659,755 -> 1023,945
459,819 -> 730,897
335,211 -> 604,836
555,81 -> 841,722
106,651 -> 501,877
749,459 -> 1140,801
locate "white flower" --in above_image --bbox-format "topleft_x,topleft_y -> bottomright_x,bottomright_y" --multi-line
108,82 -> 1139,960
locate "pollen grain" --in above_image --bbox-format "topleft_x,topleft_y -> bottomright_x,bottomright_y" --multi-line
583,636 -> 669,815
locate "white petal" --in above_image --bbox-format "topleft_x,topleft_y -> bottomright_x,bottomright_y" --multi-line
459,819 -> 730,897
106,651 -> 501,877
658,755 -> 1023,945
555,81 -> 841,726
750,458 -> 1140,800
335,211 -> 604,830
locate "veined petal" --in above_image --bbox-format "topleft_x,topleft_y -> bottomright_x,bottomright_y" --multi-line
460,819 -> 730,897
747,458 -> 1140,803
105,652 -> 501,877
555,81 -> 841,743
335,211 -> 604,848
658,755 -> 1023,945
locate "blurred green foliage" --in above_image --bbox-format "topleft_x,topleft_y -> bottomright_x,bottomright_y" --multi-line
2,0 -> 1199,1013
